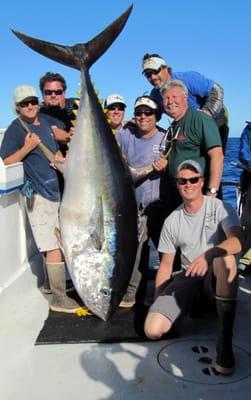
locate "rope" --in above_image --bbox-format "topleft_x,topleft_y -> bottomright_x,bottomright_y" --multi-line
18,117 -> 55,163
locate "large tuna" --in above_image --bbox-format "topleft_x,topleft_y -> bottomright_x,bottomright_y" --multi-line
12,5 -> 138,321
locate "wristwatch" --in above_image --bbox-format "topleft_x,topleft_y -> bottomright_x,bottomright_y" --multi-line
206,187 -> 218,194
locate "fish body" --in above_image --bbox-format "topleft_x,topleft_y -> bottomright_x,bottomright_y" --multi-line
13,5 -> 138,320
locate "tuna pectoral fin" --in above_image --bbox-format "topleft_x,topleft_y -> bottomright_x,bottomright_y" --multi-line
11,4 -> 133,70
89,199 -> 105,251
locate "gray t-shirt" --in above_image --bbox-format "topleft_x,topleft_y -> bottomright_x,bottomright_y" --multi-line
158,196 -> 241,269
116,126 -> 166,208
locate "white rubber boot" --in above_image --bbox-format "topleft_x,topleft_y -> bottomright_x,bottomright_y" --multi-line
46,262 -> 80,313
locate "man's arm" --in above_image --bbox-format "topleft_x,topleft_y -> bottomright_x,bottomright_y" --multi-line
201,83 -> 224,117
186,226 -> 244,280
51,125 -> 75,143
3,133 -> 41,165
206,146 -> 224,195
155,252 -> 175,298
206,226 -> 244,260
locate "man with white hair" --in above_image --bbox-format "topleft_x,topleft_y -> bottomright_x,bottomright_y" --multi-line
142,53 -> 229,151
160,79 -> 224,213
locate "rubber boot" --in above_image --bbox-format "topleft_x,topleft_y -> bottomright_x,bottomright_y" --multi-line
42,261 -> 74,294
46,262 -> 80,313
215,298 -> 236,375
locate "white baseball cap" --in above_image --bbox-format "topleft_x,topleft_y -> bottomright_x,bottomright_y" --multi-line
142,56 -> 167,73
134,96 -> 158,110
14,85 -> 38,104
104,94 -> 126,108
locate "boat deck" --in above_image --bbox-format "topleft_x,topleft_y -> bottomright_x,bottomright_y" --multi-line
1,261 -> 251,400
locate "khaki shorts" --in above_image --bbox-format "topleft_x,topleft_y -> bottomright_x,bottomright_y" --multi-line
24,194 -> 60,252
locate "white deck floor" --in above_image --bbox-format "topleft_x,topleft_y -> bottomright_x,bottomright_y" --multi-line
1,263 -> 251,400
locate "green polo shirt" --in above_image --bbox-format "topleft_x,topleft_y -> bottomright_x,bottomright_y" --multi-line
168,108 -> 222,178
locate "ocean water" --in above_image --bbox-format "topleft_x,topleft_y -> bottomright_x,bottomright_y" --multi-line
222,137 -> 241,209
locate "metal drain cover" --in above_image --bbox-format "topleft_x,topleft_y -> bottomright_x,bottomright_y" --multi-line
158,337 -> 251,385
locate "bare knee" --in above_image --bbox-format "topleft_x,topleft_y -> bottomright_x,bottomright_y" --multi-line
213,255 -> 237,281
144,312 -> 172,340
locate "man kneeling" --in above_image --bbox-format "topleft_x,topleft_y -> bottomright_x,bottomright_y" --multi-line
144,160 -> 244,375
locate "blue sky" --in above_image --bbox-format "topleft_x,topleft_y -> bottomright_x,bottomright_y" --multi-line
1,0 -> 251,136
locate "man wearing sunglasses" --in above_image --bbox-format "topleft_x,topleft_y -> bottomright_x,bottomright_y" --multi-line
144,159 -> 244,375
161,79 -> 224,214
115,96 -> 168,307
0,85 -> 81,314
142,53 -> 229,152
103,94 -> 127,134
39,72 -> 79,151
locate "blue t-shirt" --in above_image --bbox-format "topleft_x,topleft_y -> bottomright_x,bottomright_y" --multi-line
116,126 -> 167,208
0,114 -> 61,201
151,70 -> 214,114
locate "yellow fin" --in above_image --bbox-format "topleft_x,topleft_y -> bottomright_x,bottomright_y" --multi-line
75,307 -> 92,317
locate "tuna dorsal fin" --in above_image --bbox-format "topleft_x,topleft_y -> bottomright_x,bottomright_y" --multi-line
11,4 -> 133,71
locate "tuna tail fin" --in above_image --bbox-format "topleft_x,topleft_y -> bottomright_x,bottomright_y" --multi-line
11,4 -> 133,71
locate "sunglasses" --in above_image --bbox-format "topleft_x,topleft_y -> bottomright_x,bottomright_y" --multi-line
144,67 -> 162,79
134,110 -> 155,117
176,176 -> 202,185
107,106 -> 125,111
44,89 -> 64,96
18,99 -> 39,108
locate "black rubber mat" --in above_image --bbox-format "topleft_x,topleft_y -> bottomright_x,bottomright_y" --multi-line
36,244 -> 156,345
35,303 -> 150,345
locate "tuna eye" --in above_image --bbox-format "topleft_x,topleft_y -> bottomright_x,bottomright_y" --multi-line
100,287 -> 111,296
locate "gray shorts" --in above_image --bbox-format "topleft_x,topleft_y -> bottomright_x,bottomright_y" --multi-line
149,269 -> 215,322
24,194 -> 60,252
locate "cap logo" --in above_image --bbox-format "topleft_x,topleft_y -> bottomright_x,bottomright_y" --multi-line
104,93 -> 126,108
143,56 -> 167,72
134,97 -> 157,110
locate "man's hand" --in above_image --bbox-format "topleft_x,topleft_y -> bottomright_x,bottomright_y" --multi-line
153,154 -> 168,172
24,133 -> 41,152
51,125 -> 74,142
50,151 -> 66,174
185,254 -> 209,278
